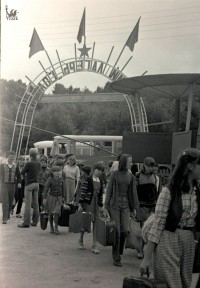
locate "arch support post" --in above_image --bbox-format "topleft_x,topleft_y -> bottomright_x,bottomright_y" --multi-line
185,85 -> 194,131
135,93 -> 144,132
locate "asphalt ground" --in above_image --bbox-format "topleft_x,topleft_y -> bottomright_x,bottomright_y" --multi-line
0,204 -> 199,288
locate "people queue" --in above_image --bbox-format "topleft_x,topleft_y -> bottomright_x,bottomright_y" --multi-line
0,148 -> 200,288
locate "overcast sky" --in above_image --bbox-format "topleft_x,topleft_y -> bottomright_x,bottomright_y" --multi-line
1,0 -> 200,92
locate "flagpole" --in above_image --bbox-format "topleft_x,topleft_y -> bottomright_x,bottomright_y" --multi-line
74,43 -> 77,69
120,56 -> 133,73
90,42 -> 95,69
56,49 -> 65,76
113,43 -> 126,69
45,50 -> 58,80
103,46 -> 114,74
39,61 -> 52,84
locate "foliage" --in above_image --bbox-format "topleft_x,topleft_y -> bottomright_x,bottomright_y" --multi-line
0,79 -> 199,153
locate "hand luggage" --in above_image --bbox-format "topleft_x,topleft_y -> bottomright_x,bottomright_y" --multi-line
40,211 -> 49,230
125,218 -> 142,251
58,204 -> 70,227
122,276 -> 167,288
58,203 -> 78,227
69,211 -> 92,233
96,217 -> 116,246
193,240 -> 200,273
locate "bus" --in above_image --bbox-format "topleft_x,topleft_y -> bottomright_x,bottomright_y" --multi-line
34,135 -> 123,165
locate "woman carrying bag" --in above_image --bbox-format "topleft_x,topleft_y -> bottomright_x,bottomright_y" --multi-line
140,148 -> 200,288
104,154 -> 138,267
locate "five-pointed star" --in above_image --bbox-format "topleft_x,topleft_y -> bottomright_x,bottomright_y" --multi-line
78,43 -> 91,57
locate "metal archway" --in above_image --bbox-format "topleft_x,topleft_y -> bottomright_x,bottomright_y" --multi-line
10,56 -> 148,157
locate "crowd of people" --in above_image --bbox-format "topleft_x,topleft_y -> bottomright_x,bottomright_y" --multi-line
0,147 -> 200,288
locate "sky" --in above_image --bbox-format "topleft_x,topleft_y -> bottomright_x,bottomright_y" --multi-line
1,0 -> 200,92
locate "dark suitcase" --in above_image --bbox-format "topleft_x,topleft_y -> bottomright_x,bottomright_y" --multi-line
58,203 -> 78,227
69,211 -> 92,233
123,277 -> 167,288
58,205 -> 70,227
96,217 -> 116,246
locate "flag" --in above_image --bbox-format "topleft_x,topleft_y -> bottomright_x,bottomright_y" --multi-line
125,17 -> 141,52
77,8 -> 85,43
29,28 -> 45,58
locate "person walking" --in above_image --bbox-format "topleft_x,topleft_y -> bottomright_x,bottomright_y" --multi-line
136,156 -> 160,259
140,148 -> 200,288
104,154 -> 138,267
63,155 -> 80,203
38,156 -> 50,212
12,156 -> 25,218
78,163 -> 105,254
43,166 -> 64,235
18,148 -> 41,228
0,151 -> 21,224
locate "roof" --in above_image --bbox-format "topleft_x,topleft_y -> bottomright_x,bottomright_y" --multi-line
54,135 -> 123,142
110,74 -> 200,98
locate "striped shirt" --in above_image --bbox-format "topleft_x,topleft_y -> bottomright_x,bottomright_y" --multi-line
148,186 -> 198,244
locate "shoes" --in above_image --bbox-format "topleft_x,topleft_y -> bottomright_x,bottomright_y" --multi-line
50,226 -> 55,234
137,252 -> 144,259
92,247 -> 100,254
2,220 -> 7,224
31,223 -> 37,227
113,261 -> 122,267
79,244 -> 86,250
18,223 -> 30,228
54,229 -> 60,235
16,214 -> 22,218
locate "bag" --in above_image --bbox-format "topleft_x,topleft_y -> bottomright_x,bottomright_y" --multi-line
40,211 -> 49,230
69,211 -> 92,233
122,276 -> 167,288
193,240 -> 200,273
58,203 -> 78,227
96,217 -> 116,246
125,218 -> 142,251
142,213 -> 155,244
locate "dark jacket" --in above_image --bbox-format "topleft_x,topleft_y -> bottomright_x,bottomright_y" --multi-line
105,170 -> 138,213
136,170 -> 159,207
165,184 -> 200,232
79,176 -> 104,207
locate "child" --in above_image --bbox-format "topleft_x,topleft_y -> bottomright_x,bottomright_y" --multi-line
63,155 -> 80,203
0,151 -> 21,224
78,163 -> 104,254
43,166 -> 64,235
38,156 -> 50,212
140,148 -> 200,288
12,156 -> 25,218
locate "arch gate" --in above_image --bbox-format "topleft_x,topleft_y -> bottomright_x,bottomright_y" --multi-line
10,55 -> 148,157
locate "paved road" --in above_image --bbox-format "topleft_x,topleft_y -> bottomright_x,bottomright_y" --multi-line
0,204 -> 199,288
0,204 -> 142,288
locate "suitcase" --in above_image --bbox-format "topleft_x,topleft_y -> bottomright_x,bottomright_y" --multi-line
40,211 -> 49,230
58,203 -> 78,227
122,277 -> 167,288
69,211 -> 92,233
96,217 -> 116,246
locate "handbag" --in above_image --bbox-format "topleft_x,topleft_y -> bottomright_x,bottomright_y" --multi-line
40,211 -> 49,230
125,217 -> 143,251
193,240 -> 200,273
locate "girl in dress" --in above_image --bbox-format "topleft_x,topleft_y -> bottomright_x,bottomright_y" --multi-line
43,166 -> 64,235
63,155 -> 80,203
78,163 -> 104,254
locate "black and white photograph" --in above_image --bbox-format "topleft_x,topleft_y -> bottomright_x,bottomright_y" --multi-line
0,0 -> 200,287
